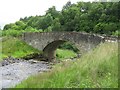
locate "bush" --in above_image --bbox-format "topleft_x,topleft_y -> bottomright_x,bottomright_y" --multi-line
112,30 -> 120,36
59,42 -> 79,53
2,29 -> 23,37
25,26 -> 39,32
2,28 -> 43,37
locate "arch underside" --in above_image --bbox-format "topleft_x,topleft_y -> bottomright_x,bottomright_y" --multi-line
43,40 -> 66,61
42,39 -> 96,61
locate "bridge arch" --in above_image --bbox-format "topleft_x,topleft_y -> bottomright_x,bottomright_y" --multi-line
22,32 -> 104,61
42,40 -> 80,61
43,40 -> 66,61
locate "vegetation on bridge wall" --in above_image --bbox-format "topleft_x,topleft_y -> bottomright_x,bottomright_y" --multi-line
2,2 -> 120,36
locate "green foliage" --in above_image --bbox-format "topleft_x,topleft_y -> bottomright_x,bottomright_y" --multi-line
46,6 -> 60,19
2,30 -> 23,37
51,18 -> 61,31
63,1 -> 72,10
1,28 -> 43,37
112,30 -> 120,36
94,22 -> 118,34
34,14 -> 53,30
4,23 -> 19,30
59,42 -> 79,53
3,2 -> 119,36
44,26 -> 52,32
25,26 -> 43,32
15,42 -> 118,88
2,37 -> 41,59
15,21 -> 26,30
56,49 -> 77,60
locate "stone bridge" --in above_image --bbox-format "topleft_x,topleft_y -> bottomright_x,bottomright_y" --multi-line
21,32 -> 105,61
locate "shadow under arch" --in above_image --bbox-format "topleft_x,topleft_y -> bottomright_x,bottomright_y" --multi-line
43,40 -> 79,61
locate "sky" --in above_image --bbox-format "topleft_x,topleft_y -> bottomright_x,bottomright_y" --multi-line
0,0 -> 97,29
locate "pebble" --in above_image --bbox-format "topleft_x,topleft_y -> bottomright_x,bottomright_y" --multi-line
0,58 -> 51,89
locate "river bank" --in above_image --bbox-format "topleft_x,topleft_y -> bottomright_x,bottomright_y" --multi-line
0,58 -> 51,88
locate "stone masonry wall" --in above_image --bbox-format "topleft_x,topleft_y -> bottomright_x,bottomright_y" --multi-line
21,32 -> 105,61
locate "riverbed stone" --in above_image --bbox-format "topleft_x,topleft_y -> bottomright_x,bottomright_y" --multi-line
1,59 -> 51,88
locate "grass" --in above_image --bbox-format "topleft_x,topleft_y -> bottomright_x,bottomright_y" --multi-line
56,49 -> 77,60
1,36 -> 41,60
15,42 -> 118,88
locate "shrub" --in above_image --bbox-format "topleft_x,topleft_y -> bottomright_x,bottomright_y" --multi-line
2,29 -> 23,37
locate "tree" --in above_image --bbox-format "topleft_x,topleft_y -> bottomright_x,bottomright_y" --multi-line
41,14 -> 53,30
63,1 -> 72,10
51,18 -> 61,31
46,6 -> 60,19
3,23 -> 18,30
104,23 -> 117,34
94,23 -> 105,34
3,1 -> 119,36
15,21 -> 26,30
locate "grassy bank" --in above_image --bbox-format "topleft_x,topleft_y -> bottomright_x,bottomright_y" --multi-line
1,36 -> 40,60
15,42 -> 118,88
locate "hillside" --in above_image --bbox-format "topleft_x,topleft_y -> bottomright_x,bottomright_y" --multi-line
15,42 -> 118,88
